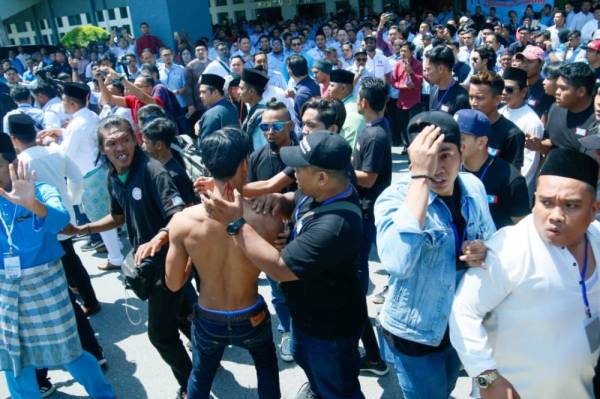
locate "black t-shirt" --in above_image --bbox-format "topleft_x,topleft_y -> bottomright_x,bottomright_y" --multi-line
164,157 -> 197,205
109,149 -> 185,251
351,120 -> 392,211
453,62 -> 471,84
547,103 -> 596,157
429,81 -> 470,115
464,156 -> 531,229
526,78 -> 554,119
489,115 -> 525,169
385,182 -> 463,356
595,67 -> 600,85
280,189 -> 367,339
248,144 -> 297,193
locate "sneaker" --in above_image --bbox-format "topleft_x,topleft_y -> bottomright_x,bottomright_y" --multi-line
295,382 -> 315,399
279,332 -> 293,362
371,285 -> 389,305
39,377 -> 57,398
359,355 -> 389,376
80,240 -> 104,252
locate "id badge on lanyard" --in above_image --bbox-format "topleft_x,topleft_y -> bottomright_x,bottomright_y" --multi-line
579,236 -> 600,352
1,205 -> 20,280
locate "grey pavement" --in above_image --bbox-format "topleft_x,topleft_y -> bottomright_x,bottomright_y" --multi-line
1,148 -> 473,399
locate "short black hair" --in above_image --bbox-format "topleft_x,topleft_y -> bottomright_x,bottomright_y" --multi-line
230,55 -> 245,65
253,51 -> 268,61
96,116 -> 135,147
264,97 -> 290,120
109,80 -> 125,95
4,67 -> 17,74
140,63 -> 159,77
425,45 -> 455,70
10,86 -> 31,102
0,134 -> 16,163
558,62 -> 596,97
32,82 -> 56,98
137,74 -> 155,87
358,77 -> 388,113
470,72 -> 505,96
401,42 -> 416,52
137,104 -> 167,129
287,55 -> 309,77
544,61 -> 565,80
142,117 -> 177,145
200,127 -> 250,180
301,98 -> 338,129
474,45 -> 497,71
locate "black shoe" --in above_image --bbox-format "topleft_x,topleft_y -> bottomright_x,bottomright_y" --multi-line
39,377 -> 57,398
80,240 -> 104,252
82,302 -> 101,317
359,355 -> 389,376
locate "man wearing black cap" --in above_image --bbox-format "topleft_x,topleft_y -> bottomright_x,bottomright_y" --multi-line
240,68 -> 270,150
451,148 -> 600,399
499,67 -> 544,193
456,109 -> 531,229
203,131 -> 367,399
197,73 -> 240,145
329,68 -> 365,151
374,111 -> 495,399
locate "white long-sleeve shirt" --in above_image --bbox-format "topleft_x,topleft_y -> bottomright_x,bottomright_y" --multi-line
59,107 -> 99,176
499,104 -> 543,187
450,215 -> 600,399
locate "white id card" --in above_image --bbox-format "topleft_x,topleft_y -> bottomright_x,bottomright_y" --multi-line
440,104 -> 450,112
585,314 -> 600,353
4,255 -> 21,280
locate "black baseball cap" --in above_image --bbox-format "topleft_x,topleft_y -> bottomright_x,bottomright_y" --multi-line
407,111 -> 461,148
280,131 -> 351,170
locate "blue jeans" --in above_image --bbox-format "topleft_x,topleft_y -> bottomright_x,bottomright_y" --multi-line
186,298 -> 280,399
378,328 -> 461,399
5,352 -> 114,399
267,277 -> 291,332
291,324 -> 364,399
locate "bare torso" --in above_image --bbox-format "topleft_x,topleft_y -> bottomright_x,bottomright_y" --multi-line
176,200 -> 282,311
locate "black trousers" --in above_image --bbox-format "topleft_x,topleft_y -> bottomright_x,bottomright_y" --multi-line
398,103 -> 424,148
148,271 -> 193,389
385,98 -> 402,147
60,238 -> 98,308
36,291 -> 103,383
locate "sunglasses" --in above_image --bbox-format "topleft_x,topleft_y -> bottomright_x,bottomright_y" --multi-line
259,121 -> 289,132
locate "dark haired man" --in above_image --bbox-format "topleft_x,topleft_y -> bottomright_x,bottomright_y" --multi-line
468,73 -> 524,169
545,62 -> 597,156
3,86 -> 44,131
392,42 -> 423,148
516,45 -> 554,121
203,131 -> 367,399
353,78 -> 391,375
135,22 -> 165,56
286,55 -> 320,140
166,127 -> 282,398
424,45 -> 470,115
70,116 -> 192,399
31,82 -> 68,129
197,73 -> 240,144
184,42 -> 209,125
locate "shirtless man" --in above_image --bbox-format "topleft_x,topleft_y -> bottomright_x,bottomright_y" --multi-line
165,127 -> 282,399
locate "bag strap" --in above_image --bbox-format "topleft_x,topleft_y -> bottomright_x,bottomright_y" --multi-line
297,200 -> 362,226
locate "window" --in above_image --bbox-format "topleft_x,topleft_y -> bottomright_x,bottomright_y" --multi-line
9,39 -> 15,45
215,0 -> 227,6
19,37 -> 31,45
42,35 -> 49,44
108,9 -> 116,20
96,11 -> 105,22
15,22 -> 27,33
122,25 -> 131,34
56,17 -> 64,28
6,25 -> 12,34
235,10 -> 246,21
39,19 -> 46,29
119,7 -> 128,18
84,13 -> 91,23
217,12 -> 228,22
68,15 -> 82,26
233,0 -> 244,3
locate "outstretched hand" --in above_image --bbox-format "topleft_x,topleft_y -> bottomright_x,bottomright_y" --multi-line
0,160 -> 37,210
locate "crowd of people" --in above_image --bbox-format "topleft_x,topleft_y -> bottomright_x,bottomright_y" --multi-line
0,2 -> 600,399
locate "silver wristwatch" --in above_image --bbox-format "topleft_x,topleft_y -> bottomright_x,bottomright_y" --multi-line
476,370 -> 500,389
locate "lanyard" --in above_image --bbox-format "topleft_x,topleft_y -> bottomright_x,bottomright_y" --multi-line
435,80 -> 456,111
580,235 -> 592,318
448,200 -> 470,261
0,204 -> 18,254
461,157 -> 494,184
292,185 -> 353,239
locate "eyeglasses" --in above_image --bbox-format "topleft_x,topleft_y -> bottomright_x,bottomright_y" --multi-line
259,121 -> 289,132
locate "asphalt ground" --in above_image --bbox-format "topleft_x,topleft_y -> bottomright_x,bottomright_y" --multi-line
1,148 -> 473,399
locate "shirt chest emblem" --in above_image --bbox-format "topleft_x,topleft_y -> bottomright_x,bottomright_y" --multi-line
132,187 -> 142,201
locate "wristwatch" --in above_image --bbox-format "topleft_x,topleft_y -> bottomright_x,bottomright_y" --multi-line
226,217 -> 247,236
476,370 -> 500,389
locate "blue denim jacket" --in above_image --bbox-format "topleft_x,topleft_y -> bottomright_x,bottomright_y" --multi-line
374,172 -> 496,346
